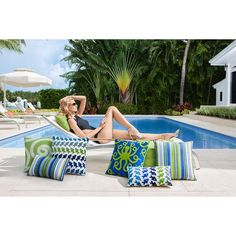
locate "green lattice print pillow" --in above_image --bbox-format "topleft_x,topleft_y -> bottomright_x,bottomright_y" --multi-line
24,137 -> 52,172
105,139 -> 150,177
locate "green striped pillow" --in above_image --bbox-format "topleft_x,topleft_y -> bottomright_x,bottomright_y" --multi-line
155,141 -> 196,180
28,155 -> 68,181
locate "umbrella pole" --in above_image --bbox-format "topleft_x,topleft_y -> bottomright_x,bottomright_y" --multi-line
3,87 -> 7,106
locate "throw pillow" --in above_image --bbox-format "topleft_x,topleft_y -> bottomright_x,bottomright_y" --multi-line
51,136 -> 89,175
155,141 -> 196,180
28,155 -> 68,181
127,166 -> 172,187
24,137 -> 52,172
143,141 -> 156,167
105,139 -> 150,177
55,115 -> 70,131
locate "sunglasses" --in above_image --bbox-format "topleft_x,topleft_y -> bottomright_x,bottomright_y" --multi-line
70,102 -> 77,106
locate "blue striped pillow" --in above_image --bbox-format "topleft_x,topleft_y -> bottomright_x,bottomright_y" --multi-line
155,141 -> 196,180
28,155 -> 69,181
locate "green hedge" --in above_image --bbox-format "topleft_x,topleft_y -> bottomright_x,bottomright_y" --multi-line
98,103 -> 138,114
0,90 -> 40,103
196,106 -> 236,119
39,89 -> 70,109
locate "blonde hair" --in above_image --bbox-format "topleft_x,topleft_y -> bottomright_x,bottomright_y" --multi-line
59,96 -> 75,118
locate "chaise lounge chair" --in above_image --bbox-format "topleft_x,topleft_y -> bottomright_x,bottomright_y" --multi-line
27,102 -> 37,112
0,103 -> 27,130
14,102 -> 44,124
42,115 -> 200,169
42,115 -> 115,149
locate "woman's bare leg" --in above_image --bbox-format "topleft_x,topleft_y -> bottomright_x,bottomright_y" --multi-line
96,106 -> 116,143
97,106 -> 177,143
105,106 -> 133,129
97,106 -> 137,143
112,130 -> 177,140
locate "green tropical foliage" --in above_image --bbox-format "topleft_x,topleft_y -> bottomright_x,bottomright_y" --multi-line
0,39 -> 25,53
39,89 -> 69,109
61,39 -> 232,114
0,90 -> 40,104
196,106 -> 236,119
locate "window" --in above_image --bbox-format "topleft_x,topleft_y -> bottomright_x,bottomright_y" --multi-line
220,92 -> 223,102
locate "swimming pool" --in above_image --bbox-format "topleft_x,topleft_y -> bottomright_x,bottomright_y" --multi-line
0,116 -> 236,149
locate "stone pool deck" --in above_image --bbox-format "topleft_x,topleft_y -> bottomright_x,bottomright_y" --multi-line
0,115 -> 236,196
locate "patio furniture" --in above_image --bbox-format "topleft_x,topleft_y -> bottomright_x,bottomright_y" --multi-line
27,102 -> 37,112
15,102 -> 44,124
0,104 -> 26,130
42,115 -> 201,169
42,115 -> 115,149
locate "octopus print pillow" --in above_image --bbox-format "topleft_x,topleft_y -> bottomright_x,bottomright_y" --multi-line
105,139 -> 150,177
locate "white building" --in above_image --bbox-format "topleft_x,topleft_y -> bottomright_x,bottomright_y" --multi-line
209,40 -> 236,106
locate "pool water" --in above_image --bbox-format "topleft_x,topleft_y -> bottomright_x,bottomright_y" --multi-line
0,116 -> 236,149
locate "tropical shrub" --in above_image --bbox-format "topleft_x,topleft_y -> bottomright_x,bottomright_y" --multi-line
164,108 -> 190,116
196,106 -> 236,119
172,102 -> 193,112
98,103 -> 138,114
0,90 -> 40,104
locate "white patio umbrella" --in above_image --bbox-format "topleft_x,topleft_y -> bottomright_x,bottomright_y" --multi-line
0,68 -> 52,104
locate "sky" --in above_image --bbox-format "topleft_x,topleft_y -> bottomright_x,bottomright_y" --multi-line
0,40 -> 70,92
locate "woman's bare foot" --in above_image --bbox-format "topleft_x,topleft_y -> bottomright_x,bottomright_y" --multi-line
128,126 -> 143,139
160,129 -> 180,140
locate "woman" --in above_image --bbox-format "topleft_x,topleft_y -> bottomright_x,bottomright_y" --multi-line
59,95 -> 178,144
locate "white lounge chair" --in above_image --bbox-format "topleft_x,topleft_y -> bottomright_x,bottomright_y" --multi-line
42,115 -> 200,169
42,115 -> 115,149
14,102 -> 43,124
0,103 -> 26,130
27,102 -> 37,112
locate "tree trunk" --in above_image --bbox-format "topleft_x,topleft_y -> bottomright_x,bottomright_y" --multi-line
120,89 -> 131,104
179,40 -> 191,105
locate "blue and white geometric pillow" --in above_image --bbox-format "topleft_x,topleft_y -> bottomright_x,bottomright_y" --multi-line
51,136 -> 89,175
127,166 -> 172,187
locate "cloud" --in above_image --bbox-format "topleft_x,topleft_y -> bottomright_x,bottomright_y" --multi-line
0,39 -> 70,92
48,63 -> 69,89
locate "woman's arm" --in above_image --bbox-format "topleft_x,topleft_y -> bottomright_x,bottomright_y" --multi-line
68,118 -> 105,138
72,95 -> 86,116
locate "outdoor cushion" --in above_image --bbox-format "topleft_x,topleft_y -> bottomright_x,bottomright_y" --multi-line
155,140 -> 196,180
24,137 -> 52,172
127,166 -> 172,187
28,155 -> 68,181
143,141 -> 156,167
105,139 -> 150,177
51,136 -> 89,175
55,114 -> 70,131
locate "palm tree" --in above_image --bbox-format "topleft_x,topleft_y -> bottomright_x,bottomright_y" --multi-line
108,51 -> 139,104
82,71 -> 104,109
179,40 -> 191,105
0,39 -> 25,53
0,40 -> 25,103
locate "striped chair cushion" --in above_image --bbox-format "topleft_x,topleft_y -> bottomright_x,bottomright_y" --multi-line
28,155 -> 68,181
127,166 -> 172,187
155,141 -> 196,180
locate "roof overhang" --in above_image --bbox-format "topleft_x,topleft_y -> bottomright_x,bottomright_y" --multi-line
209,40 -> 236,66
213,78 -> 226,89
